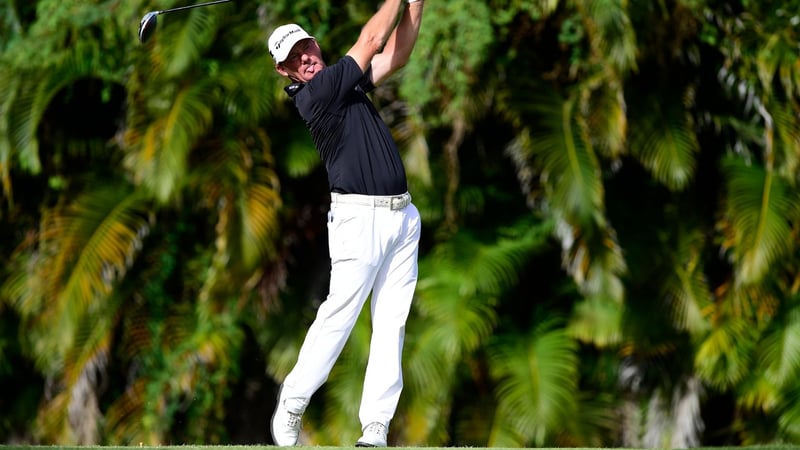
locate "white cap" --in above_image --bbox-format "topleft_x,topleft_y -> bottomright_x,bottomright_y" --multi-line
268,24 -> 314,63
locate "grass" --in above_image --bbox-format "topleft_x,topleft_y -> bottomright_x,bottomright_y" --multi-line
1,446 -> 800,450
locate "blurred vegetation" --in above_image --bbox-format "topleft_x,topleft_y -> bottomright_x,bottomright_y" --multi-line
2,0 -> 800,446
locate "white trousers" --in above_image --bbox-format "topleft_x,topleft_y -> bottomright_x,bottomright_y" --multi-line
280,198 -> 422,430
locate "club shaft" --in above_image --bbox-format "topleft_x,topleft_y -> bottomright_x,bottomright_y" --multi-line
157,0 -> 232,15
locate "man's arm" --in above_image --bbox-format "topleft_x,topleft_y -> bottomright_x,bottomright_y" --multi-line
346,0 -> 406,73
370,1 -> 424,85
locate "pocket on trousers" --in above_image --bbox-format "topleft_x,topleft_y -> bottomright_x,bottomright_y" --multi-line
327,208 -> 365,262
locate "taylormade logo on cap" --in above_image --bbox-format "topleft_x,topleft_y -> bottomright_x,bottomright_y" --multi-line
268,24 -> 314,63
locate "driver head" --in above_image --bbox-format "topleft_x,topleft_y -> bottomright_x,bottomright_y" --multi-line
138,12 -> 158,43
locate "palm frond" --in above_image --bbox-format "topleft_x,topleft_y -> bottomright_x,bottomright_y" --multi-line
760,301 -> 800,388
153,8 -> 223,78
580,0 -> 638,74
737,371 -> 780,414
4,36 -> 121,180
568,294 -> 624,347
127,81 -> 215,203
582,82 -> 628,159
0,0 -> 23,44
772,100 -> 800,177
629,99 -> 699,191
0,67 -> 19,205
260,287 -> 318,383
110,300 -> 243,444
398,220 -> 550,444
176,302 -> 243,384
104,378 -> 151,444
54,185 -> 150,304
415,221 -> 549,354
103,241 -> 185,445
505,89 -> 625,310
7,73 -> 48,174
563,392 -> 620,447
26,183 -> 151,372
214,56 -> 277,126
755,24 -> 800,98
488,317 -> 579,447
187,129 -> 282,271
529,92 -> 604,224
34,386 -> 71,443
394,317 -> 461,445
719,155 -> 798,284
777,379 -> 800,441
398,382 -> 456,445
62,297 -> 117,388
237,172 -> 282,267
281,133 -> 321,178
694,316 -> 757,390
564,220 -> 627,297
37,297 -> 118,444
661,229 -> 713,335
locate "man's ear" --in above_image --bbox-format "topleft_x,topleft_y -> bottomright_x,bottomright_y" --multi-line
275,64 -> 289,77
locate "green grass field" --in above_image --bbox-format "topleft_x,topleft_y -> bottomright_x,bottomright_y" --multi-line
2,446 -> 800,450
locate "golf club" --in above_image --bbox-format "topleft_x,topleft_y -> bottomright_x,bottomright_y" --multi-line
138,0 -> 233,44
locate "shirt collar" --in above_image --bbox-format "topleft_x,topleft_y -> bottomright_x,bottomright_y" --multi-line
284,82 -> 305,97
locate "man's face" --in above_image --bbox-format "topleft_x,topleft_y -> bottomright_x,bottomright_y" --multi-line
276,38 -> 325,83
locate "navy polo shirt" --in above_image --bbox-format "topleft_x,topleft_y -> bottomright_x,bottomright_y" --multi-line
284,56 -> 408,196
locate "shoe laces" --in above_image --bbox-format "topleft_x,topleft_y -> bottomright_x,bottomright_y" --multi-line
286,411 -> 302,428
364,422 -> 386,435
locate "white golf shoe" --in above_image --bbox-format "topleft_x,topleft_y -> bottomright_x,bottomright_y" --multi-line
270,400 -> 303,446
355,422 -> 388,447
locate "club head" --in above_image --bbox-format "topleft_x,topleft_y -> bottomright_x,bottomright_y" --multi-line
138,12 -> 158,44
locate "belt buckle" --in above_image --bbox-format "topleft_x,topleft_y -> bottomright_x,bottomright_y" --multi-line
390,194 -> 407,210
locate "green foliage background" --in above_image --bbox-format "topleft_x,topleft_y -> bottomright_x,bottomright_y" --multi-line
2,0 -> 800,446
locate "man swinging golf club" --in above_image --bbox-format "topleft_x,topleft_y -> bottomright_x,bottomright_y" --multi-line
267,0 -> 425,446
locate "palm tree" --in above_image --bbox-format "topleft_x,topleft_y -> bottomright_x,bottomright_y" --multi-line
5,0 -> 800,446
2,0 -> 283,444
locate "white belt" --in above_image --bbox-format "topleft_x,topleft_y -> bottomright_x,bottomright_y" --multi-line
331,192 -> 411,210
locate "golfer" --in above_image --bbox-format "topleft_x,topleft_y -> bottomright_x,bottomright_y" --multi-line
267,0 -> 424,446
